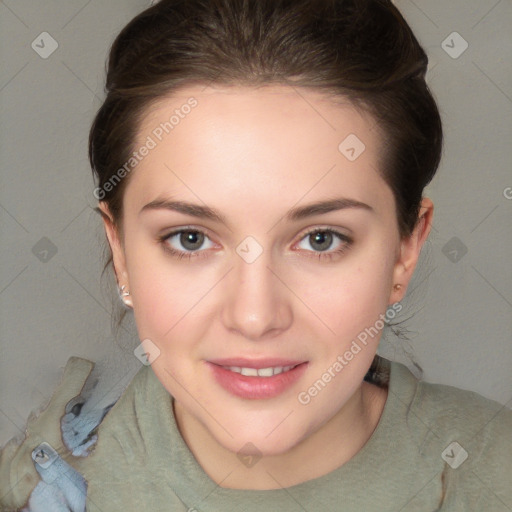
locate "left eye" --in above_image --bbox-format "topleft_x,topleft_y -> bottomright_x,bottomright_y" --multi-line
296,229 -> 351,253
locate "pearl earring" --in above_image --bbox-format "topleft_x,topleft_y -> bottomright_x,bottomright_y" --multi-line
119,285 -> 133,308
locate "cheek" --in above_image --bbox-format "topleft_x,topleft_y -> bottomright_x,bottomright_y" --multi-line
131,276 -> 203,341
298,247 -> 396,340
123,240 -> 190,338
126,248 -> 221,359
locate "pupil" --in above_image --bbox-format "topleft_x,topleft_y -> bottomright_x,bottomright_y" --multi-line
311,231 -> 332,251
181,231 -> 203,250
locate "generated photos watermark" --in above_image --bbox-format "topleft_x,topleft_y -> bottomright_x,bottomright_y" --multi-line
93,97 -> 198,200
297,302 -> 402,405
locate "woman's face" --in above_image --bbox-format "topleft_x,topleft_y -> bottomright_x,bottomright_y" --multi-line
101,85 -> 430,456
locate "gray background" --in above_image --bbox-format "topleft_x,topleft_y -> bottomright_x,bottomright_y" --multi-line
1,0 -> 511,447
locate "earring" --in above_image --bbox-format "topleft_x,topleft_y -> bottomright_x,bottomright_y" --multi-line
393,284 -> 402,292
118,285 -> 133,308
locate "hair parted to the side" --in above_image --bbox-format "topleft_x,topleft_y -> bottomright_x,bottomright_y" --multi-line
89,0 -> 443,335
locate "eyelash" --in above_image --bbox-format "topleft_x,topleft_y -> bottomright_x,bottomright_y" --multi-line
157,227 -> 353,262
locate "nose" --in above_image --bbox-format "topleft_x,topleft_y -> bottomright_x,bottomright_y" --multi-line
220,248 -> 293,341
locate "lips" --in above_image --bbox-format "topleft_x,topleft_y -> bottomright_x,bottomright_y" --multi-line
206,358 -> 309,399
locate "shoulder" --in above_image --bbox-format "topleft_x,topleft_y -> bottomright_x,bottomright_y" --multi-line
413,375 -> 512,452
392,360 -> 512,509
0,356 -> 131,511
388,358 -> 511,443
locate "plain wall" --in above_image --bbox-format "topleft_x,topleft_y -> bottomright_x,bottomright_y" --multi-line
1,0 -> 511,447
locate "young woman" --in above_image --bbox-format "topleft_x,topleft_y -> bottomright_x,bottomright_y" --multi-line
1,0 -> 510,510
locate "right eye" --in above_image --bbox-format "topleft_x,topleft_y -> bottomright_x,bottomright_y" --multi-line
159,228 -> 216,260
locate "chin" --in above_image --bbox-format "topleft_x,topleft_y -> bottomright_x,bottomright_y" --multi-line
214,418 -> 310,458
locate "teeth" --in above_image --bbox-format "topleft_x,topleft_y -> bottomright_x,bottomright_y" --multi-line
225,365 -> 295,377
240,367 -> 258,376
257,367 -> 276,377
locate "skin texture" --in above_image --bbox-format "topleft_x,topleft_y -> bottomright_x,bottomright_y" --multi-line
99,85 -> 433,490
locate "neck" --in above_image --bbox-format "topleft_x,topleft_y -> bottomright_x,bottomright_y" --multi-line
173,381 -> 387,490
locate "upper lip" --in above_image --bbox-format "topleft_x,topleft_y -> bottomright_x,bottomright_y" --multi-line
208,358 -> 307,369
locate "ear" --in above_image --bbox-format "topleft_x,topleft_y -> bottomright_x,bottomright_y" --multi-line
97,202 -> 129,289
389,197 -> 433,304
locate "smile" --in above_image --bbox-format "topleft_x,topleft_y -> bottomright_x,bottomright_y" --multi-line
208,361 -> 309,399
221,364 -> 299,377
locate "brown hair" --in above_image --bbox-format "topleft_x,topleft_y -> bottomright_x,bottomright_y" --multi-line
89,0 -> 443,330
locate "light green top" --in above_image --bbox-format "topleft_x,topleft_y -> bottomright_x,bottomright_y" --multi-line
1,355 -> 511,511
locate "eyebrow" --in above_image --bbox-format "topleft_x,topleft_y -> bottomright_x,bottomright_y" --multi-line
139,197 -> 374,223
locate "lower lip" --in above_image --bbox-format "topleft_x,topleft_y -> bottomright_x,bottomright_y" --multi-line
206,362 -> 308,400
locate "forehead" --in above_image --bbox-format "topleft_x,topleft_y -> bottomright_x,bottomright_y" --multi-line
138,84 -> 376,142
125,84 -> 390,215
